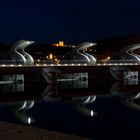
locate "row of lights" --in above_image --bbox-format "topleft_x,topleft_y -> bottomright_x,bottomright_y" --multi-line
0,63 -> 139,67
34,63 -> 139,67
0,64 -> 23,67
96,63 -> 139,66
35,63 -> 88,66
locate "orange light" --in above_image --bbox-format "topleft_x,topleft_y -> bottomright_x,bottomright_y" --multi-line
52,41 -> 65,47
107,56 -> 110,60
49,53 -> 53,60
59,41 -> 64,46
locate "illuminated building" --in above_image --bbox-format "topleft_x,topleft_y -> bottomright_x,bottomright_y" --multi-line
52,41 -> 67,47
48,53 -> 53,60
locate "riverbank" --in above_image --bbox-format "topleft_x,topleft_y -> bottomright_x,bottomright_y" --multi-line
0,121 -> 90,140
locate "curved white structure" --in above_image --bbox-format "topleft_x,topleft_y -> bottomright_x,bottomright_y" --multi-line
120,44 -> 140,62
19,41 -> 35,65
61,42 -> 97,64
76,42 -> 96,64
10,40 -> 35,65
82,49 -> 96,65
0,40 -> 35,84
110,44 -> 140,80
57,42 -> 96,86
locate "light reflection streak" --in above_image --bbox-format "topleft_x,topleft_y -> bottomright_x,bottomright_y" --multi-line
15,100 -> 35,125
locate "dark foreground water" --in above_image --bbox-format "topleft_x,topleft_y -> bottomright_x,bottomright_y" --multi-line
0,79 -> 140,140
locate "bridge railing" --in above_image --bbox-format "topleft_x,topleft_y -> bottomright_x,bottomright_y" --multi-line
0,59 -> 139,66
96,60 -> 140,65
34,59 -> 140,66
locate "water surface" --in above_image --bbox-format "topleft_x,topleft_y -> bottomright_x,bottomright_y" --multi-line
0,79 -> 140,140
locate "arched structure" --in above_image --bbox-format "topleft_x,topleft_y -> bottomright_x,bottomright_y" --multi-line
0,40 -> 35,84
50,42 -> 97,86
61,42 -> 97,64
9,40 -> 35,65
121,93 -> 140,110
120,44 -> 140,62
110,44 -> 140,80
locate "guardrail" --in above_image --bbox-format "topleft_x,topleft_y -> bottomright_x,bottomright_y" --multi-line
0,60 -> 139,67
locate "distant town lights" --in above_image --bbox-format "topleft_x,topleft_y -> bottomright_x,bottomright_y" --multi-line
48,53 -> 53,60
52,41 -> 66,47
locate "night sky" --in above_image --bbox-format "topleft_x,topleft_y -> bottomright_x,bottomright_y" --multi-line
0,0 -> 140,44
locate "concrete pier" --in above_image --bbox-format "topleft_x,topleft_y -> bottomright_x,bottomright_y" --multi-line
0,65 -> 139,83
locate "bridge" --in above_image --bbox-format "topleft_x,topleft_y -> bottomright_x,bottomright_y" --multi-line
0,40 -> 140,84
0,60 -> 139,72
0,60 -> 139,84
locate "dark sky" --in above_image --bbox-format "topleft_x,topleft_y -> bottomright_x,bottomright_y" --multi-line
0,0 -> 140,44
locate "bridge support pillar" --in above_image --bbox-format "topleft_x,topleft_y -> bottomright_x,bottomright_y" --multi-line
42,67 -> 61,84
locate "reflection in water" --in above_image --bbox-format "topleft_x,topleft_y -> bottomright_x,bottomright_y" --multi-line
82,96 -> 96,104
0,100 -> 35,125
0,81 -> 24,93
121,92 -> 140,110
14,100 -> 35,124
0,73 -> 140,140
43,85 -> 59,97
59,73 -> 88,89
110,82 -> 140,96
42,81 -> 140,115
43,84 -> 98,117
1,77 -> 140,125
110,81 -> 140,111
73,96 -> 97,117
110,82 -> 131,96
76,104 -> 97,117
42,85 -> 61,102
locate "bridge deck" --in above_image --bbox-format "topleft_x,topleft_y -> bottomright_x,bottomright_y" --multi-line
0,64 -> 139,74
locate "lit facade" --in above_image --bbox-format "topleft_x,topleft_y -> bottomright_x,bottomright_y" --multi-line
52,41 -> 66,47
